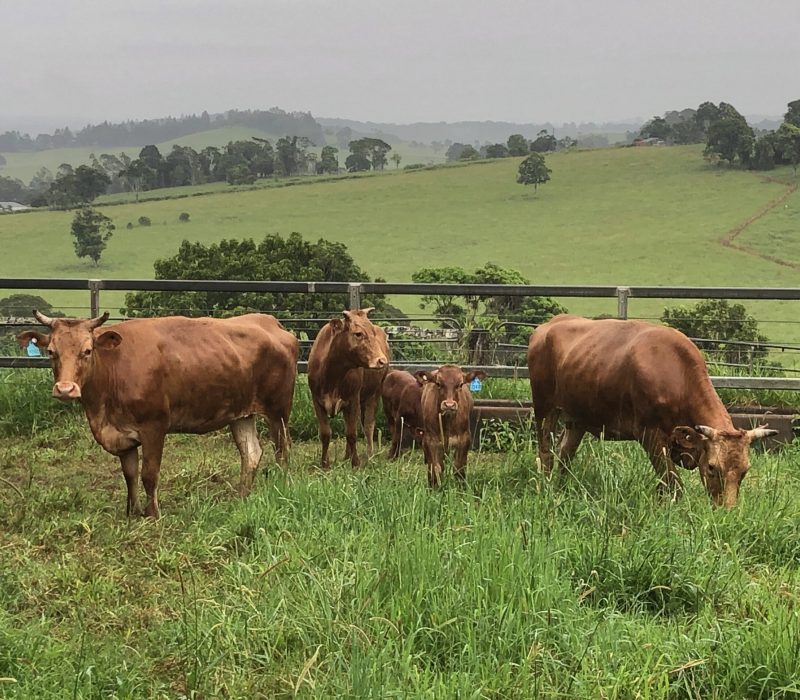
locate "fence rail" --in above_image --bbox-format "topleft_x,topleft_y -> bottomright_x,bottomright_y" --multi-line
3,277 -> 800,391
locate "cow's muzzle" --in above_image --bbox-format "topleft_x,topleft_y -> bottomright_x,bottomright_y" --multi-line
369,356 -> 388,369
53,381 -> 81,400
440,400 -> 458,414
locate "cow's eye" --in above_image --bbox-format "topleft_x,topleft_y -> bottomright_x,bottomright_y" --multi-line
708,463 -> 718,475
48,349 -> 56,358
83,348 -> 92,357
353,331 -> 364,339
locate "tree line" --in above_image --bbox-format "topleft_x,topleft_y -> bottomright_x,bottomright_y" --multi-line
639,99 -> 800,173
0,108 -> 324,152
445,131 -> 573,162
0,134 -> 406,209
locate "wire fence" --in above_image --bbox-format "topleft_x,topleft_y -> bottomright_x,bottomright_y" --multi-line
3,278 -> 800,389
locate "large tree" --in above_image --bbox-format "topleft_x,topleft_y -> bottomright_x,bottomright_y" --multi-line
317,145 -> 339,174
507,134 -> 529,157
70,207 -> 115,265
777,122 -> 800,176
516,152 -> 552,191
703,102 -> 754,167
121,232 -> 387,323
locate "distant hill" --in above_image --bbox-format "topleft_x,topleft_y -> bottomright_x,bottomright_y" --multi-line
0,109 -> 325,153
317,117 -> 642,145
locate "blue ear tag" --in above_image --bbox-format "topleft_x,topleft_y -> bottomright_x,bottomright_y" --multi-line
469,377 -> 482,392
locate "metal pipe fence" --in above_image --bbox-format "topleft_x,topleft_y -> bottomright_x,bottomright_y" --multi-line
2,277 -> 800,390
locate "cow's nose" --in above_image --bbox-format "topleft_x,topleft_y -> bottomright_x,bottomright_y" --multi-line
53,381 -> 81,400
373,356 -> 388,369
441,400 -> 457,412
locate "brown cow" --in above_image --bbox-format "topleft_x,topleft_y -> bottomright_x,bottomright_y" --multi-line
18,311 -> 299,518
381,369 -> 424,458
415,365 -> 486,487
527,314 -> 776,507
307,308 -> 390,469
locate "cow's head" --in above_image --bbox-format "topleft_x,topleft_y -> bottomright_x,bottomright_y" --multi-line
669,424 -> 777,507
415,365 -> 486,415
17,310 -> 122,401
329,308 -> 389,370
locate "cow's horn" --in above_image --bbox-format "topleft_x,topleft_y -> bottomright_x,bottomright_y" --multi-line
748,425 -> 779,441
33,309 -> 55,327
88,311 -> 110,329
694,425 -> 718,439
362,306 -> 375,316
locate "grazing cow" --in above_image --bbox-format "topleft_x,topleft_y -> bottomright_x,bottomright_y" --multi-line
415,365 -> 486,487
527,314 -> 776,507
18,311 -> 299,518
308,308 -> 390,469
381,369 -> 424,458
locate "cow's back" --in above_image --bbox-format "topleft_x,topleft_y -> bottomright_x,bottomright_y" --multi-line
528,315 -> 716,437
94,314 -> 297,432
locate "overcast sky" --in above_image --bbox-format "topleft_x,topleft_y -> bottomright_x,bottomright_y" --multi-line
3,0 -> 799,132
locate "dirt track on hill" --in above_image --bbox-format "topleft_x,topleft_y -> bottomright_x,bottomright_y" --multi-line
719,175 -> 798,268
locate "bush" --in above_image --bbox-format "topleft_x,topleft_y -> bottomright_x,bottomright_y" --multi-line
137,216 -> 151,226
126,222 -> 133,230
661,299 -> 768,366
178,212 -> 190,222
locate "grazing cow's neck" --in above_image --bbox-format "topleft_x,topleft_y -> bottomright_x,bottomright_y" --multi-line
687,371 -> 736,432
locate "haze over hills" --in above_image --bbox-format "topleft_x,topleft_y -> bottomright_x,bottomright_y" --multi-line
0,107 -> 786,154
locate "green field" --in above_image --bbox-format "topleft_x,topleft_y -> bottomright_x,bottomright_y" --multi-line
1,144 -> 799,347
1,372 -> 800,698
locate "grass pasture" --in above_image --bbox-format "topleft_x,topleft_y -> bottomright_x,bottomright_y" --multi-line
2,374 -> 800,697
1,144 -> 800,346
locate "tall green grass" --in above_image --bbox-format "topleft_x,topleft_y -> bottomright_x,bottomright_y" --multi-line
2,412 -> 800,697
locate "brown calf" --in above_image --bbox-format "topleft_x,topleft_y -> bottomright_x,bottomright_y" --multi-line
381,369 -> 424,458
18,311 -> 299,517
308,308 -> 390,469
415,365 -> 486,487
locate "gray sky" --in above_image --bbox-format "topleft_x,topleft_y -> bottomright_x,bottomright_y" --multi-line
3,0 -> 799,132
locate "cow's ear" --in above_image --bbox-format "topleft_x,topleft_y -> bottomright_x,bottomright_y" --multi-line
463,370 -> 487,384
414,370 -> 435,385
17,330 -> 50,349
329,318 -> 344,332
670,425 -> 706,449
95,330 -> 122,350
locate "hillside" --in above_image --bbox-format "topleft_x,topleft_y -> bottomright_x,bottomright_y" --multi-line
1,145 -> 798,344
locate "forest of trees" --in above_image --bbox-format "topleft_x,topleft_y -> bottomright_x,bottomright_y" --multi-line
638,99 -> 800,173
0,108 -> 324,152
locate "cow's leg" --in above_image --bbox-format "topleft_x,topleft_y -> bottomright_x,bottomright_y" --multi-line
230,416 -> 264,497
313,401 -> 333,470
344,399 -> 361,468
534,407 -> 560,476
423,436 -> 444,488
389,415 -> 402,459
452,432 -> 470,484
642,429 -> 683,499
265,404 -> 291,466
120,447 -> 141,517
361,392 -> 380,460
557,421 -> 586,472
140,431 -> 166,519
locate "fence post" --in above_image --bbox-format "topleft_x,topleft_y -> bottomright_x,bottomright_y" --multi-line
88,279 -> 103,318
616,286 -> 630,320
348,283 -> 362,310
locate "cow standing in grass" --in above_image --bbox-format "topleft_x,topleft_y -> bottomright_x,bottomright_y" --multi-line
308,308 -> 390,469
527,314 -> 776,507
415,365 -> 486,487
18,311 -> 299,517
381,369 -> 425,458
